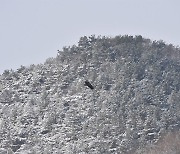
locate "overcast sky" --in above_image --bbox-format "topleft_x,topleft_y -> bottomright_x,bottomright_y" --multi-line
0,0 -> 180,73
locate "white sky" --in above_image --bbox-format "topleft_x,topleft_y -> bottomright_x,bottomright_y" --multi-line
0,0 -> 180,73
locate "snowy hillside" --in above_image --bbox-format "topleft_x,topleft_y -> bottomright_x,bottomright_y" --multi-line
0,35 -> 180,154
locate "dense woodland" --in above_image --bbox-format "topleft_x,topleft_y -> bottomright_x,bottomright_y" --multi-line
0,35 -> 180,153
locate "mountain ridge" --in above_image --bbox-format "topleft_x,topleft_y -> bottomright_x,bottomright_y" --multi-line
0,35 -> 180,153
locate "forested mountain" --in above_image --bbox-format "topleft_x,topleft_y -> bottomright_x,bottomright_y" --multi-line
0,35 -> 180,154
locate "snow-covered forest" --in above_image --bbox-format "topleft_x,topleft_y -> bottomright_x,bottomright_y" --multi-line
0,35 -> 180,153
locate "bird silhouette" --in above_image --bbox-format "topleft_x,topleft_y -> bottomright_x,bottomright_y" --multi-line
84,80 -> 94,90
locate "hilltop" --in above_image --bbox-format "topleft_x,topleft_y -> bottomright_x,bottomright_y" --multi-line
0,35 -> 180,154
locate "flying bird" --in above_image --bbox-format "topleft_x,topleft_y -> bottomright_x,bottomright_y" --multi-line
84,80 -> 94,90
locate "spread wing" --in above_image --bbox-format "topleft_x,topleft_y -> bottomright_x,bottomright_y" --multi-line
84,80 -> 94,89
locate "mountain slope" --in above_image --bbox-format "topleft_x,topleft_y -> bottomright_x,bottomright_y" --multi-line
0,35 -> 180,154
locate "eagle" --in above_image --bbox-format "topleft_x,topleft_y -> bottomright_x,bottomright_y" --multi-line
84,80 -> 94,90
